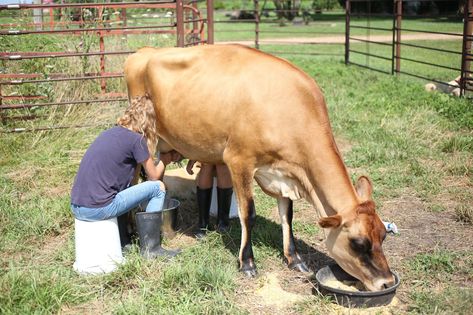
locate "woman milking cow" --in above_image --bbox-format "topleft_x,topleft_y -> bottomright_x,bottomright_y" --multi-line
72,45 -> 395,292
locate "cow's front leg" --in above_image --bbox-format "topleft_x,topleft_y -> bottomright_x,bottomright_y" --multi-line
278,197 -> 310,273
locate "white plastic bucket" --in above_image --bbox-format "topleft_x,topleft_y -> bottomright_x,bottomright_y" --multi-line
209,178 -> 239,219
73,217 -> 124,275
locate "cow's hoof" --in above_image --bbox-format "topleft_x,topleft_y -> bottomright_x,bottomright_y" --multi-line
240,265 -> 258,278
288,261 -> 310,274
242,268 -> 258,278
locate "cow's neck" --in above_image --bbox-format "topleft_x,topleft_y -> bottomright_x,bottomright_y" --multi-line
305,151 -> 359,218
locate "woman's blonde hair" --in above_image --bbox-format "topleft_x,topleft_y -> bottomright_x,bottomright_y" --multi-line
117,95 -> 158,159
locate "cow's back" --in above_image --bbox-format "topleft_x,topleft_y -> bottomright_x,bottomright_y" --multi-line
125,45 -> 331,163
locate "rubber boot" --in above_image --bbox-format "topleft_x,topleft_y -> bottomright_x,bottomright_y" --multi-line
135,212 -> 180,259
195,187 -> 212,239
117,212 -> 132,249
216,187 -> 233,233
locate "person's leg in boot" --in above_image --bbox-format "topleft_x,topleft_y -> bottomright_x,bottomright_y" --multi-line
216,187 -> 233,233
138,180 -> 180,258
135,211 -> 180,258
195,164 -> 214,239
215,164 -> 233,233
117,212 -> 133,251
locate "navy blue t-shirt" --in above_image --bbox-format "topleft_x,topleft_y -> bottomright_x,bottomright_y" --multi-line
71,126 -> 150,208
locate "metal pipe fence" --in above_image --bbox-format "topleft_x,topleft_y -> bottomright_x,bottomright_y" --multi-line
345,0 -> 473,97
213,0 -> 345,57
2,0 -> 471,134
0,0 -> 213,133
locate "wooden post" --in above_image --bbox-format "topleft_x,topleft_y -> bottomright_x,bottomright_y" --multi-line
206,0 -> 214,44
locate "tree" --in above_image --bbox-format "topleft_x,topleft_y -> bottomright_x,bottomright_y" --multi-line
272,0 -> 301,21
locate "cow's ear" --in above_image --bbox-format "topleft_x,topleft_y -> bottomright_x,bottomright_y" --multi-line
319,214 -> 342,228
355,176 -> 373,201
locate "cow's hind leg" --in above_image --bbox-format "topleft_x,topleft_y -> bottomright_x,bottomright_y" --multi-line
278,197 -> 310,273
227,161 -> 257,277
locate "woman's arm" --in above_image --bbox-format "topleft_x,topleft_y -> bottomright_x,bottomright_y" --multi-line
142,151 -> 182,181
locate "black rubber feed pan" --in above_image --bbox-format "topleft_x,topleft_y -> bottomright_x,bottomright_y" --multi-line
315,264 -> 400,308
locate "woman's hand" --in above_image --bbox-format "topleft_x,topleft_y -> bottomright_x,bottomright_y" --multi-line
143,150 -> 182,181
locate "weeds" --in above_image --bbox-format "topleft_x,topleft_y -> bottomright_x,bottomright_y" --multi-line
410,287 -> 473,315
455,205 -> 473,224
409,251 -> 456,275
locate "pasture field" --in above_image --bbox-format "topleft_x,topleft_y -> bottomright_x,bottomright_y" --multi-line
1,12 -> 472,315
214,11 -> 463,41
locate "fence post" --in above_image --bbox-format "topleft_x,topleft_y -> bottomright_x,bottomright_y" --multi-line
33,0 -> 43,30
191,0 -> 198,43
49,6 -> 54,30
176,0 -> 185,47
461,0 -> 473,96
394,0 -> 402,75
121,8 -> 127,30
254,0 -> 260,49
206,0 -> 214,44
98,6 -> 106,93
345,0 -> 350,65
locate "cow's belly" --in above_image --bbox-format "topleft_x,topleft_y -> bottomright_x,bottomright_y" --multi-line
254,166 -> 306,201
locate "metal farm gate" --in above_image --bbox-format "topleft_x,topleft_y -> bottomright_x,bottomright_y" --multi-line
2,0 -> 470,134
212,0 -> 345,58
0,0 -> 214,132
345,0 -> 473,96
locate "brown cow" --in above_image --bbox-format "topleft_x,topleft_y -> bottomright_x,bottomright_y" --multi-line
124,44 -> 395,291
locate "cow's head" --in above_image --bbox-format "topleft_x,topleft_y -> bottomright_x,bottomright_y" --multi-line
319,176 -> 395,291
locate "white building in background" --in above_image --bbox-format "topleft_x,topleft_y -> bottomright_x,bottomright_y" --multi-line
0,0 -> 34,4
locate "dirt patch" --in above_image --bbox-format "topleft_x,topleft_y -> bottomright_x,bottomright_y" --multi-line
234,263 -> 314,314
231,187 -> 472,314
255,272 -> 307,308
33,229 -> 72,264
380,194 -> 473,259
218,33 -> 459,46
374,193 -> 472,305
44,185 -> 70,197
59,298 -> 109,315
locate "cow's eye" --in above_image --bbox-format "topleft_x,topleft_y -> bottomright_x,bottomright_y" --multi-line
350,237 -> 371,253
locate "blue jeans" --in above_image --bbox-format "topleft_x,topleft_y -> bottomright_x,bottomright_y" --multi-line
71,181 -> 166,222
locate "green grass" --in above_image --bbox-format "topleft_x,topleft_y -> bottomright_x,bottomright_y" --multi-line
1,11 -> 473,315
406,250 -> 473,314
2,57 -> 472,313
214,11 -> 463,41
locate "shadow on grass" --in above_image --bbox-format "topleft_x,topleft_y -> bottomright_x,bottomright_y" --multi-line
171,192 -> 334,273
122,172 -> 334,273
221,215 -> 335,273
